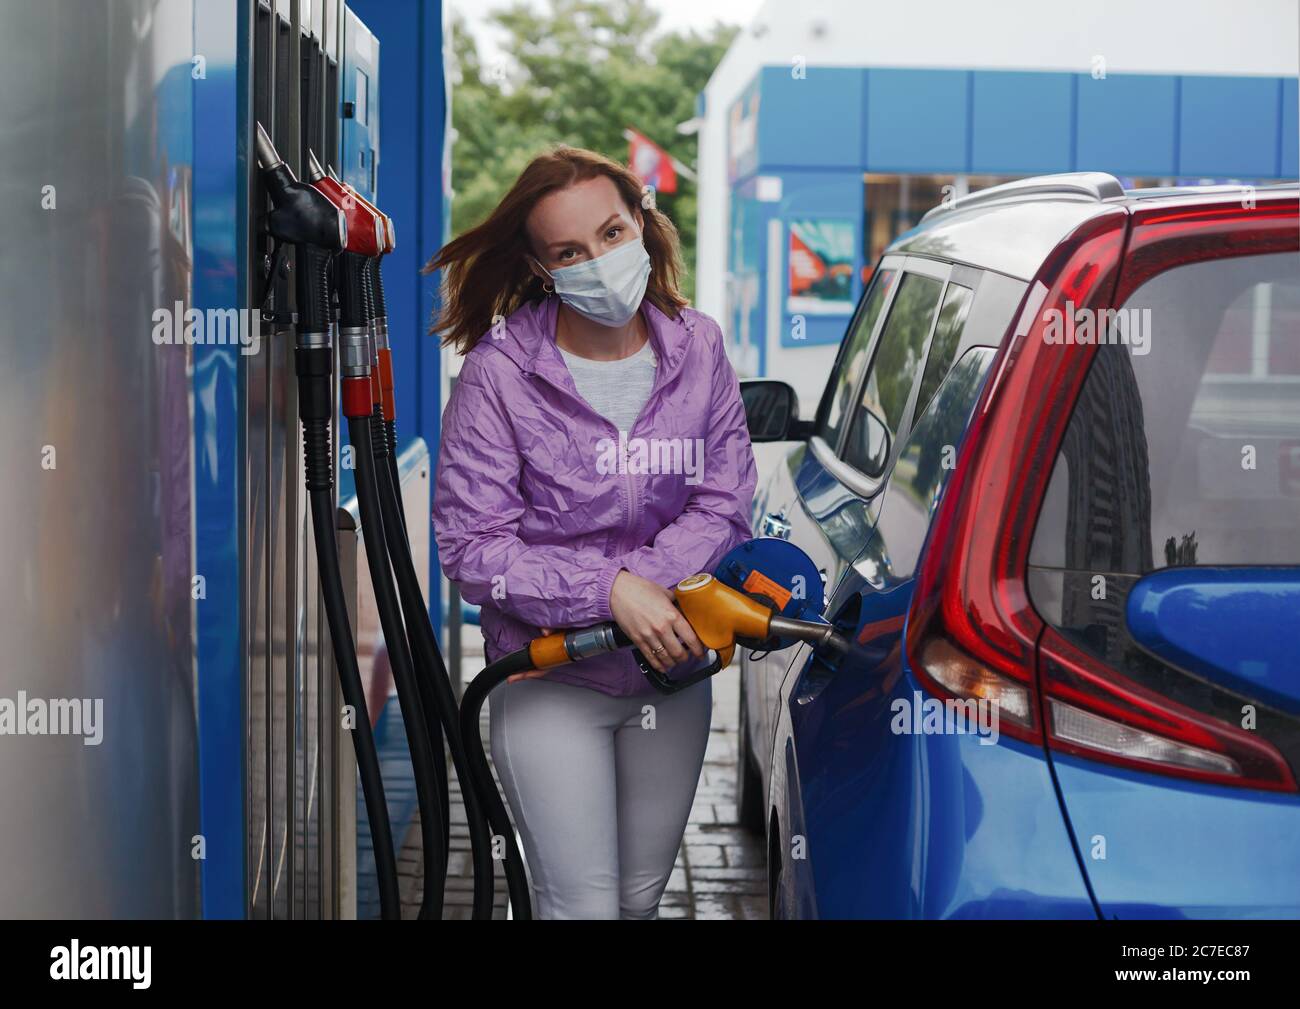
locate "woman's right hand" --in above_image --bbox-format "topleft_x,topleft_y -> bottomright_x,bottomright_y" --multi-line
609,570 -> 706,674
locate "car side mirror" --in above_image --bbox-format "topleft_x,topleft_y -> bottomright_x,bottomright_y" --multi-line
740,380 -> 812,442
844,404 -> 891,474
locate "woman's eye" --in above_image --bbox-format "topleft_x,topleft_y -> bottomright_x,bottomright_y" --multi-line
606,226 -> 622,241
558,249 -> 576,262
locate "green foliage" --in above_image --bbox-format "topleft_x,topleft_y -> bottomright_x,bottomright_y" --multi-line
449,0 -> 737,300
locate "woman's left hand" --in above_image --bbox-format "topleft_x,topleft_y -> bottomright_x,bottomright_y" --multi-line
609,571 -> 706,674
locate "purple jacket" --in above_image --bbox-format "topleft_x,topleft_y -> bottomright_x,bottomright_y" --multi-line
433,295 -> 757,696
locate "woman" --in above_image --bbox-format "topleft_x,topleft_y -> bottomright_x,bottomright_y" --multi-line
427,145 -> 756,919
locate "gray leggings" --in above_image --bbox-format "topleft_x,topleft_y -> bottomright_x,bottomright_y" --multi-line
488,675 -> 712,919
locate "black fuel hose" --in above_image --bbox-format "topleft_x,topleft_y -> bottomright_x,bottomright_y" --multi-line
374,443 -> 465,885
298,361 -> 400,921
348,412 -> 446,920
384,418 -> 407,539
370,413 -> 451,885
308,488 -> 401,921
364,248 -> 445,867
458,646 -> 537,920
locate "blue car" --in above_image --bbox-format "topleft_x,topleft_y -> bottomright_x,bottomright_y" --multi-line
737,173 -> 1300,919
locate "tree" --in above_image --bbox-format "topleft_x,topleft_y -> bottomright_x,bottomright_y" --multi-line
448,0 -> 737,300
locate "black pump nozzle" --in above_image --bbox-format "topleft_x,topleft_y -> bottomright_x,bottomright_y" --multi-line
255,124 -> 346,254
254,121 -> 284,172
253,121 -> 345,339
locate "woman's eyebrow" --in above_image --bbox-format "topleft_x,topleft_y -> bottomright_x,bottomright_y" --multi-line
545,214 -> 623,251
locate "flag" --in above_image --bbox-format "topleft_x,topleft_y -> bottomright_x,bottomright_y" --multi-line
627,128 -> 678,195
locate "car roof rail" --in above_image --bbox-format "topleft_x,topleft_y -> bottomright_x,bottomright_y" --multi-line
1125,181 -> 1299,200
920,172 -> 1126,222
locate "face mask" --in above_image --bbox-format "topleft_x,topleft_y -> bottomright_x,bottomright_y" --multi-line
537,236 -> 652,328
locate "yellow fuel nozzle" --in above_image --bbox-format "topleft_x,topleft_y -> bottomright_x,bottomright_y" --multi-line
672,573 -> 770,667
526,570 -> 847,674
675,572 -> 848,659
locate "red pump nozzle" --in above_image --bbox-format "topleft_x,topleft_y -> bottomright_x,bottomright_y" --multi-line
302,147 -> 386,418
329,178 -> 398,423
305,148 -> 384,257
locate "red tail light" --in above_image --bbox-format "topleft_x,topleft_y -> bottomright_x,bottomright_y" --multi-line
905,194 -> 1300,791
1040,629 -> 1296,792
904,209 -> 1129,744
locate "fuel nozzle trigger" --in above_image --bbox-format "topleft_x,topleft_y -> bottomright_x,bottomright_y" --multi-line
259,238 -> 294,325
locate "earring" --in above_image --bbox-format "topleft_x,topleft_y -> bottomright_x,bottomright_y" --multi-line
542,280 -> 555,294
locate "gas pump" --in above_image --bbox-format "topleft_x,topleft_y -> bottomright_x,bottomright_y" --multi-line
295,142 -> 453,921
251,122 -> 401,921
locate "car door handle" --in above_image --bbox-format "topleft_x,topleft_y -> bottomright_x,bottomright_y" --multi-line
760,511 -> 792,540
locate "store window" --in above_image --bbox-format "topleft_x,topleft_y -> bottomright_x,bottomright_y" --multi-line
863,174 -> 1017,272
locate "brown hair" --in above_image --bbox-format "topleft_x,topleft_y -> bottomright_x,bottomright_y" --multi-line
423,145 -> 688,354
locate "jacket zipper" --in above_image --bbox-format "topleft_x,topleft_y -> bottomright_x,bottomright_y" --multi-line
525,334 -> 689,553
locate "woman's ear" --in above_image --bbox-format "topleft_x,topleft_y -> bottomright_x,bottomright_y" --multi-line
521,223 -> 550,280
526,253 -> 550,281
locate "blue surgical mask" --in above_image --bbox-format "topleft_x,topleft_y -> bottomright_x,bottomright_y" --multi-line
537,237 -> 652,328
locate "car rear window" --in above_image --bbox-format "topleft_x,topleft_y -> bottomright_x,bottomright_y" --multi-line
1029,251 -> 1300,593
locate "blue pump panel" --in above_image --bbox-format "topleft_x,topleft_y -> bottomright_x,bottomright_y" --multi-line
1127,567 -> 1300,716
342,8 -> 380,203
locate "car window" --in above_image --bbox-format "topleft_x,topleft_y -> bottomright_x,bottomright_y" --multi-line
1030,251 -> 1300,581
814,268 -> 897,449
842,272 -> 943,478
912,282 -> 974,428
864,347 -> 997,579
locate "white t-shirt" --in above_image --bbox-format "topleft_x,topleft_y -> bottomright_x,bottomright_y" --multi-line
558,339 -> 658,432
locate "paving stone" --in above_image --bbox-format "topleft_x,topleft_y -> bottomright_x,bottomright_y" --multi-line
682,844 -> 727,867
691,877 -> 765,896
692,895 -> 737,920
724,844 -> 766,869
691,866 -> 767,882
